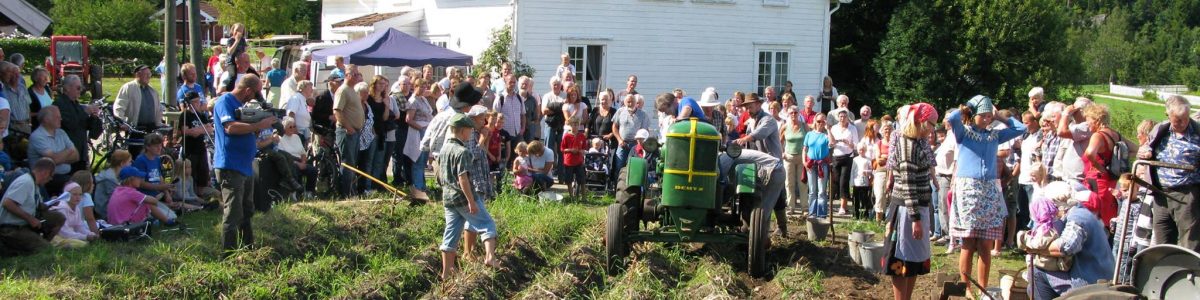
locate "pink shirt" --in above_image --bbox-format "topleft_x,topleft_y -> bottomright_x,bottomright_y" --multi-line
51,200 -> 93,241
106,186 -> 151,225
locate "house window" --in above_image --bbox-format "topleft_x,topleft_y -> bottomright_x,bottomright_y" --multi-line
428,38 -> 450,79
565,45 -> 606,99
756,50 -> 788,95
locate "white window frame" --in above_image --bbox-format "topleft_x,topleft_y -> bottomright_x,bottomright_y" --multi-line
754,47 -> 790,96
763,0 -> 788,7
562,39 -> 609,99
427,36 -> 451,78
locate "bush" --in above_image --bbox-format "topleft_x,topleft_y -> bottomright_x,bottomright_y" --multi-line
0,38 -> 212,76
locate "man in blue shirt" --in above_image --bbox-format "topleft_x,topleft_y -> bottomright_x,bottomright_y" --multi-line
212,74 -> 276,255
1139,95 -> 1200,252
176,63 -> 206,110
654,93 -> 707,124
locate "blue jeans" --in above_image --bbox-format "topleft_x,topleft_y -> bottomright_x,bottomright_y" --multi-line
530,173 -> 554,191
807,164 -> 829,218
614,143 -> 632,177
335,128 -> 361,197
369,140 -> 393,188
439,199 -> 499,252
931,180 -> 943,236
1030,267 -> 1072,299
410,151 -> 428,191
357,139 -> 378,192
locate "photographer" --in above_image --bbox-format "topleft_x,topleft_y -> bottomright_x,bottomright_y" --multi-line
0,158 -> 65,257
213,75 -> 275,254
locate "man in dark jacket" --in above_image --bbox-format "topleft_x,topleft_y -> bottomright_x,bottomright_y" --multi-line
52,75 -> 102,173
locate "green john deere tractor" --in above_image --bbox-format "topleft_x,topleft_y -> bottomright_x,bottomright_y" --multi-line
605,118 -> 771,277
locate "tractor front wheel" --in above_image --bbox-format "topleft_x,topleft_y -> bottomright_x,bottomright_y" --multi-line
605,203 -> 629,275
748,207 -> 769,278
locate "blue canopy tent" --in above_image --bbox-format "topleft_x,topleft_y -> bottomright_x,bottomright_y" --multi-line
312,28 -> 473,67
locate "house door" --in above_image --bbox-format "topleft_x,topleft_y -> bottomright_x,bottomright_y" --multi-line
566,45 -> 605,99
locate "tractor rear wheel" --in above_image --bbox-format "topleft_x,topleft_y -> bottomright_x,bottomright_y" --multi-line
605,203 -> 629,275
748,208 -> 769,278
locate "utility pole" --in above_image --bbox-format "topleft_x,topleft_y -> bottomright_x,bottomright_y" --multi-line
164,0 -> 179,105
188,0 -> 205,90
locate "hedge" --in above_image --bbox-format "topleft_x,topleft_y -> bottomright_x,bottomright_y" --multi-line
0,38 -> 213,76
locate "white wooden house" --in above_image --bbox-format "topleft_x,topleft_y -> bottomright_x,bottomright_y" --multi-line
323,0 -> 840,100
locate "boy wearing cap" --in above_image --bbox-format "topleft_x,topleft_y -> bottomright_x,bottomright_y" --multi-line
106,166 -> 177,226
438,113 -> 501,279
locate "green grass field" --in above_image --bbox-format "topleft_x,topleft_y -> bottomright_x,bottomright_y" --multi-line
1,186 -> 1027,299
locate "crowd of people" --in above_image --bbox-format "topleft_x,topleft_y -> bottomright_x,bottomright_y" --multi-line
1,28 -> 1199,298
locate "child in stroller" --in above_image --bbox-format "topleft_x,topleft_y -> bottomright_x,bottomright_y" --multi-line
584,138 -> 611,193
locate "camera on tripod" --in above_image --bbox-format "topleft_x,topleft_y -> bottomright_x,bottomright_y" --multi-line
236,99 -> 286,132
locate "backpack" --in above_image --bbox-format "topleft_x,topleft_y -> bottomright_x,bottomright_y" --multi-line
1099,130 -> 1130,177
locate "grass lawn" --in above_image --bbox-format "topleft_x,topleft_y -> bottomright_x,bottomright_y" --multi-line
1,187 -> 1027,299
1092,96 -> 1167,123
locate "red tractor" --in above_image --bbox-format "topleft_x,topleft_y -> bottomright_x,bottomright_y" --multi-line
45,36 -> 103,99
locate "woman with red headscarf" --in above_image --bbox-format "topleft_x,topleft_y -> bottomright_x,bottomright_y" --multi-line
883,103 -> 939,300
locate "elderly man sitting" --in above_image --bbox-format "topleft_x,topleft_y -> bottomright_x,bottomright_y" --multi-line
0,159 -> 65,257
28,106 -> 78,196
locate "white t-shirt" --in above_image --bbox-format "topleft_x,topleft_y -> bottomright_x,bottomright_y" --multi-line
934,132 -> 957,176
541,91 -> 565,111
563,102 -> 588,122
435,94 -> 451,114
284,93 -> 311,130
279,77 -> 299,108
278,134 -> 305,159
830,124 -> 860,156
528,147 -> 556,173
851,156 -> 872,187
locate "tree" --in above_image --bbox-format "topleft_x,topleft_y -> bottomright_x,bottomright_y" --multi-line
210,0 -> 310,36
50,0 -> 160,42
874,0 -> 1081,110
1081,9 -> 1133,83
828,0 -> 907,108
472,24 -> 534,79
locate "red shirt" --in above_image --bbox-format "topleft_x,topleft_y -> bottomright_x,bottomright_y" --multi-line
487,128 -> 502,163
800,108 -> 817,125
207,55 -> 220,76
561,132 -> 587,166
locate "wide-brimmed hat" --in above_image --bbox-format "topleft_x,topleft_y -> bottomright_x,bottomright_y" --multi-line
740,95 -> 763,106
699,88 -> 723,107
451,82 -> 482,109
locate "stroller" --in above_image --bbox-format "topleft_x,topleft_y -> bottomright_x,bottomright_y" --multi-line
584,150 -> 612,194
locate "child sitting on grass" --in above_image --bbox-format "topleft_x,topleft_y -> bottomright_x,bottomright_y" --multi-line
439,114 -> 500,279
49,182 -> 96,248
174,159 -> 216,209
107,167 -> 178,227
511,142 -> 532,192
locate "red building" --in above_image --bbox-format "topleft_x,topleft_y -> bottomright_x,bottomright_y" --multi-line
154,0 -> 226,46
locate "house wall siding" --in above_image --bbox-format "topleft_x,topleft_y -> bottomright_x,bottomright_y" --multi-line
515,0 -> 829,103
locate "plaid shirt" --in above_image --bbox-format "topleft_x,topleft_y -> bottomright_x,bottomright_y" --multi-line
1039,133 -> 1061,179
438,138 -> 474,208
466,133 -> 495,199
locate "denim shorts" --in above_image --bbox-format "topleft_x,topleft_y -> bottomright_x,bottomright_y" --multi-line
439,198 -> 499,252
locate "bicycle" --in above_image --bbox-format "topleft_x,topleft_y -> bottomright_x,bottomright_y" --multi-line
310,124 -> 341,199
89,99 -> 175,174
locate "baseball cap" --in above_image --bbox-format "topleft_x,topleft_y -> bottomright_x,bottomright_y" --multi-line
325,72 -> 344,83
119,166 -> 147,181
449,113 -> 476,129
635,129 -> 650,140
466,105 -> 489,117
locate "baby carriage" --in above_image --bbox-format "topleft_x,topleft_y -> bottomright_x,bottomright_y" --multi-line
584,150 -> 612,194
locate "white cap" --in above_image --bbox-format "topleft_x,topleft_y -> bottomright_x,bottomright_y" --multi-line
467,105 -> 489,117
635,129 -> 650,140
